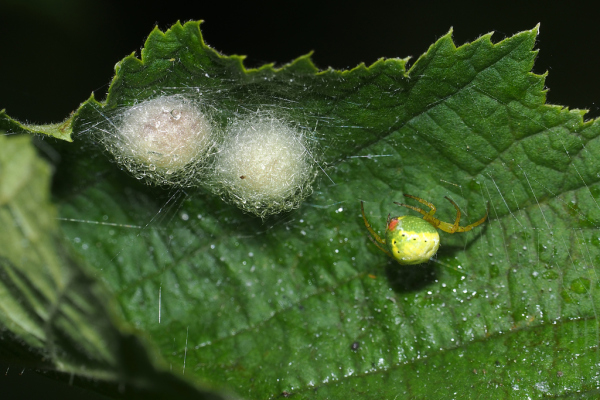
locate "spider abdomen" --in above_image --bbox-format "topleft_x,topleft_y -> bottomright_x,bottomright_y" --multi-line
385,216 -> 440,265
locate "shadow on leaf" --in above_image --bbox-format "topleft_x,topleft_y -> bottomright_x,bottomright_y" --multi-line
385,261 -> 437,293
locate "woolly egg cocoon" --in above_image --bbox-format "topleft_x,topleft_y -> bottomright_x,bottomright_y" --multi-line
113,95 -> 213,185
214,115 -> 316,217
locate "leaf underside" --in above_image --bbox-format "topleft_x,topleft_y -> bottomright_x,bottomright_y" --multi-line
3,21 -> 600,399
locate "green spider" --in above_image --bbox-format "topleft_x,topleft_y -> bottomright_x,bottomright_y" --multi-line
360,194 -> 489,265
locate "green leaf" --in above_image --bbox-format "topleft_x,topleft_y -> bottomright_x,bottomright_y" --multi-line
0,110 -> 74,142
0,134 -> 232,399
4,21 -> 600,398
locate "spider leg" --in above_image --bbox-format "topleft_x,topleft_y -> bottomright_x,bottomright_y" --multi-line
394,201 -> 427,216
454,201 -> 490,233
403,194 -> 437,216
360,201 -> 386,245
366,232 -> 393,258
438,196 -> 461,233
395,194 -> 442,229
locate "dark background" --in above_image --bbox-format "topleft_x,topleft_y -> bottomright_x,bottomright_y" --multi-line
0,0 -> 598,398
1,0 -> 599,124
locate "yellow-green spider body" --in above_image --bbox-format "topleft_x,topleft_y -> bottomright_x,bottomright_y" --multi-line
361,194 -> 488,265
385,215 -> 440,265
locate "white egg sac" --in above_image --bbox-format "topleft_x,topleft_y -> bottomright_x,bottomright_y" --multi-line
214,115 -> 316,217
113,95 -> 213,185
